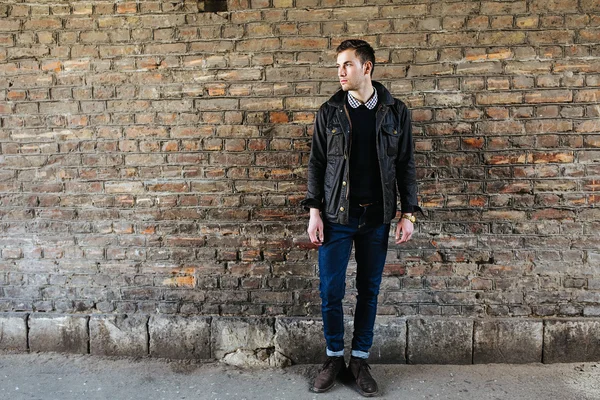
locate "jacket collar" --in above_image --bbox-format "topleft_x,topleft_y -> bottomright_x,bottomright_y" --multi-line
327,80 -> 394,107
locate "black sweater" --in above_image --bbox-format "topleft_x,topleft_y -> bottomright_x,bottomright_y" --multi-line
347,100 -> 383,205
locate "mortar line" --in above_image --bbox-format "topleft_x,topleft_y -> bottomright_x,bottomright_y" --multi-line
25,313 -> 30,351
146,315 -> 150,356
209,316 -> 213,360
471,319 -> 475,365
86,315 -> 90,354
404,318 -> 409,364
541,319 -> 546,363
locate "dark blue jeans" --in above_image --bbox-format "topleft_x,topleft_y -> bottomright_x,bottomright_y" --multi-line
319,204 -> 390,358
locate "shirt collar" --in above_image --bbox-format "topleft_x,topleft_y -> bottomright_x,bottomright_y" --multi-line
347,88 -> 378,110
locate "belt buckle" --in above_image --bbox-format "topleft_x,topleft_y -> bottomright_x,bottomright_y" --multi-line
359,202 -> 373,207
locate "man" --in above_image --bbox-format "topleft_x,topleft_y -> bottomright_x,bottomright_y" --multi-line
301,39 -> 422,397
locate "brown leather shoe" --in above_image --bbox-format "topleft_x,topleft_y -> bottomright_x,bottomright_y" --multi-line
349,356 -> 379,397
311,356 -> 346,393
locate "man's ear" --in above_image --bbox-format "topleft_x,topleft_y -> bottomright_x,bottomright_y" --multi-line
363,61 -> 373,76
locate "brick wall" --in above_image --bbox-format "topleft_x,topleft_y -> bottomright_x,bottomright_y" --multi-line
0,0 -> 599,320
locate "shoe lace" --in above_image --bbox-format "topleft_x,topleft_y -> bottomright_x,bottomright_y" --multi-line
321,357 -> 339,371
354,358 -> 372,378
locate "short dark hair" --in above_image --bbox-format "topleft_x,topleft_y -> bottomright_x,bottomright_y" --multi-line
336,39 -> 375,76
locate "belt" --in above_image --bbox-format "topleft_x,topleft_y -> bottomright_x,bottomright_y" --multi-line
351,200 -> 381,208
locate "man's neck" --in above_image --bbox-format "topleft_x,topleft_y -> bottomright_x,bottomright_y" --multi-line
348,83 -> 374,104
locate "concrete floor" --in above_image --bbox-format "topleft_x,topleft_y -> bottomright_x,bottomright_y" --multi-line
0,353 -> 599,400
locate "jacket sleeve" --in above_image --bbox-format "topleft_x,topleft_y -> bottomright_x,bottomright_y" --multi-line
300,104 -> 328,211
396,103 -> 423,215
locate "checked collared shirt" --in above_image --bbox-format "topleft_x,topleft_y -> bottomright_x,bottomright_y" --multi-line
347,88 -> 378,110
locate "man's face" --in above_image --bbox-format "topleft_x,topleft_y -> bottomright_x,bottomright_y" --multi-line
336,49 -> 371,92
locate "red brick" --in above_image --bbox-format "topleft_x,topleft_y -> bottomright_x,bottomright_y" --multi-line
116,2 -> 137,13
99,45 -> 140,58
332,6 -> 378,20
579,29 -> 600,43
145,43 -> 186,54
581,0 -> 600,11
236,38 -> 280,51
383,264 -> 406,276
269,111 -> 289,123
476,92 -> 522,105
484,153 -> 532,165
576,121 -> 600,133
505,61 -> 552,74
462,137 -> 484,149
456,62 -> 502,75
530,0 -> 578,12
431,1 -> 480,15
526,120 -> 573,133
281,37 -> 328,51
524,90 -> 572,103
430,32 -> 477,46
285,97 -> 325,110
531,209 -> 575,220
528,30 -> 574,44
574,89 -> 600,102
407,63 -> 453,77
516,16 -> 539,28
79,32 -> 109,46
532,152 -> 574,163
379,34 -> 428,48
479,31 -> 526,45
23,18 -> 62,30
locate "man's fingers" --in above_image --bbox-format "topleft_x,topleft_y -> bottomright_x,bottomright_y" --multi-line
402,231 -> 411,243
308,227 -> 323,245
395,228 -> 411,244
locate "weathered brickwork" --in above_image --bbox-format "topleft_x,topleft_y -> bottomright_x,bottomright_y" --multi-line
0,0 -> 599,323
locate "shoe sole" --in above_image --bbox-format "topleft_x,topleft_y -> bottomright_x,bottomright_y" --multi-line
310,382 -> 335,393
355,384 -> 379,397
310,366 -> 348,393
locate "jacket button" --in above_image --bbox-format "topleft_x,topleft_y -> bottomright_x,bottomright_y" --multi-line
393,130 -> 398,135
342,181 -> 346,186
340,207 -> 345,212
344,155 -> 347,159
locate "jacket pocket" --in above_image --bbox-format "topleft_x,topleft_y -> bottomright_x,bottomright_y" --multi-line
382,124 -> 400,157
326,125 -> 345,156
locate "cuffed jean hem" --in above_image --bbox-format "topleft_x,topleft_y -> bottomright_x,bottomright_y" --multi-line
351,350 -> 369,359
326,348 -> 344,357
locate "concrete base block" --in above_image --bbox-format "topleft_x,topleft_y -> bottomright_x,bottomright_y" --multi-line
29,314 -> 88,354
369,317 -> 407,364
149,315 -> 210,360
212,317 -> 288,367
0,313 -> 28,351
90,314 -> 148,357
544,319 -> 600,363
474,319 -> 543,364
408,318 -> 473,364
341,318 -> 407,364
5,313 -> 600,365
274,318 -> 326,364
274,317 -> 407,364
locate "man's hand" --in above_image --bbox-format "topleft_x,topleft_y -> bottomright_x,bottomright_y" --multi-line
395,214 -> 414,244
307,208 -> 324,246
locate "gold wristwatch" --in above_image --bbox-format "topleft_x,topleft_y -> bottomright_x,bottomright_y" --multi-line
401,214 -> 416,223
